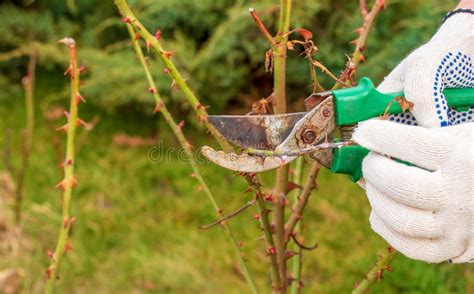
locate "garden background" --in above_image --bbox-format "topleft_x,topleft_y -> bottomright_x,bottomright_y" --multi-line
0,0 -> 472,292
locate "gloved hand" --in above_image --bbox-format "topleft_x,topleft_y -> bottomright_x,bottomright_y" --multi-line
378,10 -> 473,128
353,10 -> 474,263
354,120 -> 473,263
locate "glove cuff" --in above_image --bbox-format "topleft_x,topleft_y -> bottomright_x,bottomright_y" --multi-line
441,8 -> 474,24
432,9 -> 474,42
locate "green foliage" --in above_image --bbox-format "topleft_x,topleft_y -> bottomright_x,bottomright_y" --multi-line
0,0 -> 469,292
0,0 -> 457,114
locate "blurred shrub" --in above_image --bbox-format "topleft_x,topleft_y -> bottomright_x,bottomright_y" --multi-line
0,0 -> 457,114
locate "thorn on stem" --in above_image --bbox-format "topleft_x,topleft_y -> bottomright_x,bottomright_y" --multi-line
170,79 -> 179,91
76,92 -> 86,104
163,50 -> 175,59
64,65 -> 72,76
267,246 -> 276,255
45,267 -> 54,280
146,40 -> 151,53
64,239 -> 73,254
121,17 -> 132,23
56,124 -> 68,133
264,194 -> 274,202
154,29 -> 161,40
63,216 -> 77,229
153,102 -> 162,113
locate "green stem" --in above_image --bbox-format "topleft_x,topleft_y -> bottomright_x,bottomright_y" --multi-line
125,24 -> 258,294
284,162 -> 320,242
44,38 -> 81,294
115,0 -> 231,152
116,2 -> 278,290
289,157 -> 304,294
352,248 -> 398,293
272,0 -> 292,291
15,48 -> 36,224
332,0 -> 384,90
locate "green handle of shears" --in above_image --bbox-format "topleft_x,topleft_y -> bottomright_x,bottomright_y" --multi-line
330,77 -> 474,182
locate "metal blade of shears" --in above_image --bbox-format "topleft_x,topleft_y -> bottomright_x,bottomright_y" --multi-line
202,97 -> 338,173
208,112 -> 306,150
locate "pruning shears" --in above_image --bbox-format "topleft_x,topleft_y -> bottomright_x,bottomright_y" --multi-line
201,77 -> 474,181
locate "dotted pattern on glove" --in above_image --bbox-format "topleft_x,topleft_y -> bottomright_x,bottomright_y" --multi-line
390,51 -> 474,127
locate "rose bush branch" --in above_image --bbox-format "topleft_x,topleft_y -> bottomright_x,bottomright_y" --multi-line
353,247 -> 398,293
124,23 -> 259,294
13,47 -> 36,223
334,0 -> 386,89
115,1 -> 280,287
115,0 -> 230,151
45,38 -> 83,294
330,0 -> 399,289
284,161 -> 320,243
270,0 -> 293,290
289,157 -> 304,294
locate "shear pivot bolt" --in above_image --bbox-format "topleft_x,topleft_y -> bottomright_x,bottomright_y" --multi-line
322,108 -> 331,118
301,128 -> 317,144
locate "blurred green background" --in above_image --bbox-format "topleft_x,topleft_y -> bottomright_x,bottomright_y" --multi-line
0,0 -> 472,293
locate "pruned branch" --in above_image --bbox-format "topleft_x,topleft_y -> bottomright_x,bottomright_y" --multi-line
249,8 -> 274,44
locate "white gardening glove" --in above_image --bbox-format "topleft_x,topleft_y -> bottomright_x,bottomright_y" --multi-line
354,121 -> 473,263
378,10 -> 474,128
353,10 -> 474,263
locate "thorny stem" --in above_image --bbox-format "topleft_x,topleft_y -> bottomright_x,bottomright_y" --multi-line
306,55 -> 324,93
289,157 -> 304,294
255,193 -> 280,286
329,1 -> 399,287
285,162 -> 320,242
359,0 -> 368,19
352,247 -> 398,293
116,2 -> 278,290
14,48 -> 36,224
272,0 -> 292,291
44,38 -> 81,294
115,0 -> 231,152
326,1 -> 399,288
124,24 -> 259,294
333,0 -> 385,90
115,2 -> 280,290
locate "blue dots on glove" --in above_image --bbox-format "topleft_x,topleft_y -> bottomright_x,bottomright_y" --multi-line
390,51 -> 473,127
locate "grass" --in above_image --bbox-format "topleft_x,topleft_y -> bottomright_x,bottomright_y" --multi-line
0,99 -> 471,293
